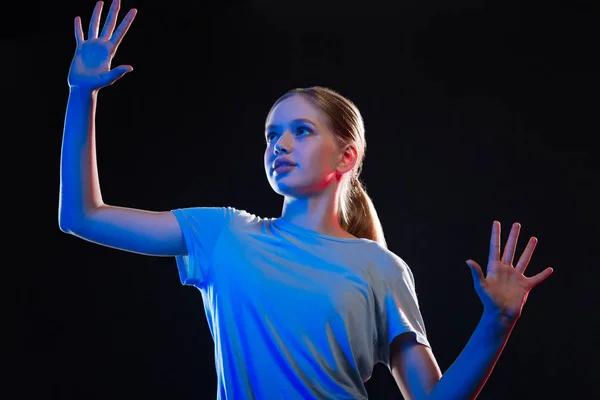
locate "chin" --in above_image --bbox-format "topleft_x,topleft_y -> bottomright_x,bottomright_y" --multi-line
268,176 -> 305,198
270,182 -> 297,197
273,182 -> 326,200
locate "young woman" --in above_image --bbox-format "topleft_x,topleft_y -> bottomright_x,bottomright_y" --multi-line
59,1 -> 554,399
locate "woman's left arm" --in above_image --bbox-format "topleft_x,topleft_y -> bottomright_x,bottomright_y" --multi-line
390,221 -> 553,400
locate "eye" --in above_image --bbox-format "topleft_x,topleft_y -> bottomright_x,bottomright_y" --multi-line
296,126 -> 312,136
266,132 -> 277,143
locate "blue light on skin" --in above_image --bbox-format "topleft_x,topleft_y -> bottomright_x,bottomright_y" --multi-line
263,95 -> 358,238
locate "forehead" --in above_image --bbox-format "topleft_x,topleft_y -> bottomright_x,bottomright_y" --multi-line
266,95 -> 325,126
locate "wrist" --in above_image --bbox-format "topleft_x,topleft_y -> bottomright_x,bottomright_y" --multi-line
69,85 -> 99,97
481,309 -> 517,337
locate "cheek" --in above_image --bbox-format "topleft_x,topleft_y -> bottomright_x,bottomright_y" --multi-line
264,147 -> 273,162
263,152 -> 271,174
304,152 -> 336,179
311,145 -> 338,169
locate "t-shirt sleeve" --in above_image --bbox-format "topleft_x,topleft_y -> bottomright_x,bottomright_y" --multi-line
171,207 -> 238,288
377,257 -> 431,370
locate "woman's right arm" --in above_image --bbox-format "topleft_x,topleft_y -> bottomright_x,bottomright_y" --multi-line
58,0 -> 185,257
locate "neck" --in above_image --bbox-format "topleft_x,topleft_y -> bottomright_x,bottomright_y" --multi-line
280,184 -> 351,238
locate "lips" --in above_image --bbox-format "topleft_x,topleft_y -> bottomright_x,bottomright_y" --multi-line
273,158 -> 296,170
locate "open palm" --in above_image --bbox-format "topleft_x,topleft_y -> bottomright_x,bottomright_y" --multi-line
68,0 -> 137,90
467,221 -> 553,322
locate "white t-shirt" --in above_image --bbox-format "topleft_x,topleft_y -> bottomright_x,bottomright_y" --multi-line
172,207 -> 430,399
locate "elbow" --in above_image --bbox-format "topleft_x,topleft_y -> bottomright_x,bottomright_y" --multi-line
58,197 -> 99,234
58,205 -> 85,234
58,196 -> 77,233
58,203 -> 104,234
58,213 -> 78,234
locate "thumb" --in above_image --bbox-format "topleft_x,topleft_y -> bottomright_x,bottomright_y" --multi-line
102,65 -> 134,86
466,259 -> 485,285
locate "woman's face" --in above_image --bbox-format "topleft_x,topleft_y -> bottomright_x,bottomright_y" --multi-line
264,95 -> 345,198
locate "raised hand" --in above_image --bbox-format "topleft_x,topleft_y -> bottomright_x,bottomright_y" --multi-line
68,0 -> 137,90
466,221 -> 553,323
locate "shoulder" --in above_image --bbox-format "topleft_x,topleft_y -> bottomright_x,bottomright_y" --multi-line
366,242 -> 411,272
364,242 -> 415,284
172,207 -> 270,240
196,207 -> 275,238
226,207 -> 268,228
175,206 -> 261,223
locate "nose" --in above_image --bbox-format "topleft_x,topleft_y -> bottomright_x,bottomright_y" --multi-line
274,131 -> 293,155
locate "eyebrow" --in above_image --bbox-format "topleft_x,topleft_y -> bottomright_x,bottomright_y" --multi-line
265,118 -> 317,132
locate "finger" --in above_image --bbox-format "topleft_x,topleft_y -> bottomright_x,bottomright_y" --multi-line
101,65 -> 134,86
466,260 -> 485,283
515,236 -> 537,274
88,1 -> 104,39
528,267 -> 553,289
502,222 -> 521,266
110,8 -> 137,50
74,16 -> 84,45
100,0 -> 120,39
488,221 -> 501,262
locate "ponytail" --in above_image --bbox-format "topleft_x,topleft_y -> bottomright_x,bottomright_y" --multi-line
339,176 -> 387,248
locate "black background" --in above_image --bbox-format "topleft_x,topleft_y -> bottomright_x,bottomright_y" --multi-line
8,0 -> 597,398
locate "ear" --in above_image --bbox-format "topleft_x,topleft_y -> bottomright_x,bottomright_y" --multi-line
336,144 -> 358,176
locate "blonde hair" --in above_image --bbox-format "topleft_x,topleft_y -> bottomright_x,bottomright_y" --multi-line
269,87 -> 387,247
